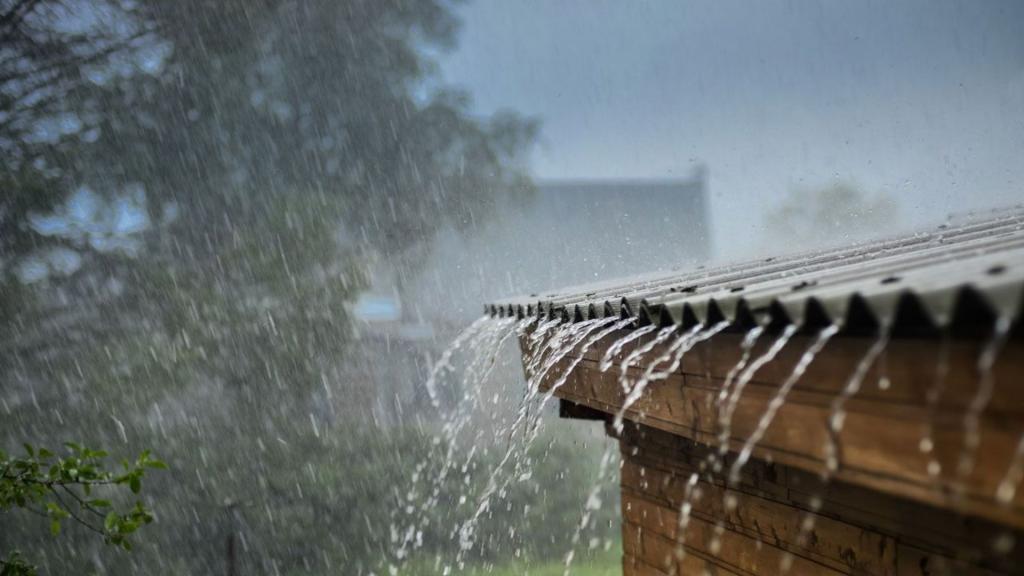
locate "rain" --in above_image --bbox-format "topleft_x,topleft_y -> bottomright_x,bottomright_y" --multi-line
2,1 -> 1024,575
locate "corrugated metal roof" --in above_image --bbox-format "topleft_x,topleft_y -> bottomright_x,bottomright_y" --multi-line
485,209 -> 1024,335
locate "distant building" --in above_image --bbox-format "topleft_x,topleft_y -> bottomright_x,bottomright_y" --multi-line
409,167 -> 711,321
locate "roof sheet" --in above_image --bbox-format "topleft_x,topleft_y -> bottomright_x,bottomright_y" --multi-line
484,209 -> 1024,335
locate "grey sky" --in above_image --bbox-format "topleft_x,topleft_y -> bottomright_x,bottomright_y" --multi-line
440,0 -> 1024,258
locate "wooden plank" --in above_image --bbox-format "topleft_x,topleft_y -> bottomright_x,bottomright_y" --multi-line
555,330 -> 1024,416
621,424 -> 1024,574
622,464 -> 896,575
541,356 -> 1024,529
622,487 -> 847,573
623,523 -> 746,576
895,543 -> 1006,576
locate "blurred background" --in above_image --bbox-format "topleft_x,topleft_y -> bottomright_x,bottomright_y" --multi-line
1,0 -> 1021,574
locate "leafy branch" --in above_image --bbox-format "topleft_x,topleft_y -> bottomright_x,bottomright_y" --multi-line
0,442 -> 166,575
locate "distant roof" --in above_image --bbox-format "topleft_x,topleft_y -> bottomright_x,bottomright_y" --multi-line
485,208 -> 1024,336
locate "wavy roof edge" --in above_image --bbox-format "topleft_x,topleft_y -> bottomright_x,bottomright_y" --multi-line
484,208 -> 1024,336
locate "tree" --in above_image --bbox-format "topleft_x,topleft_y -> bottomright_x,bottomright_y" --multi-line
1,0 -> 161,283
1,0 -> 540,573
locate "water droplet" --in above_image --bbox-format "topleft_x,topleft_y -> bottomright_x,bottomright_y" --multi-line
993,532 -> 1016,555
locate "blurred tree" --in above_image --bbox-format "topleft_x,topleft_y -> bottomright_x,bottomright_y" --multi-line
0,0 -> 161,281
1,0 -> 543,573
764,183 -> 900,248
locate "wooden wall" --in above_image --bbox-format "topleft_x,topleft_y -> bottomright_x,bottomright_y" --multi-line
616,422 -> 1023,575
536,330 -> 1024,529
524,326 -> 1024,575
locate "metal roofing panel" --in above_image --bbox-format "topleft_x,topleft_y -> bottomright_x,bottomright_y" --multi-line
484,209 -> 1024,334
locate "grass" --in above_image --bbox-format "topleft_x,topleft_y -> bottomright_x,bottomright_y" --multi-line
404,548 -> 621,576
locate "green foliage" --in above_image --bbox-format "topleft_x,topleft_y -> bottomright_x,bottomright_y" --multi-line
0,444 -> 165,574
404,546 -> 622,576
1,551 -> 33,576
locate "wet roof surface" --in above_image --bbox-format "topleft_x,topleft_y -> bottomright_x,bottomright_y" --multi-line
485,208 -> 1024,336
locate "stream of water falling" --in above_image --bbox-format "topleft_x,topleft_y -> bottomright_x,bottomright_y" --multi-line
391,316 -> 520,570
667,326 -> 763,563
524,317 -> 636,445
454,317 -> 624,563
716,325 -> 798,466
729,324 -> 839,484
707,325 -> 838,560
599,323 -> 658,372
998,435 -> 1024,505
396,306 -> 1014,574
671,325 -> 786,564
642,321 -> 731,386
716,326 -> 765,408
778,326 -> 891,573
920,334 -> 952,481
562,322 -> 699,575
611,324 -> 702,433
956,316 -> 1013,486
823,328 -> 891,475
610,325 -> 679,432
422,316 -> 492,410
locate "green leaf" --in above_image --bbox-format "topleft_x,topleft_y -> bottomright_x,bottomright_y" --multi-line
129,475 -> 141,494
50,519 -> 60,536
104,511 -> 117,532
89,499 -> 112,508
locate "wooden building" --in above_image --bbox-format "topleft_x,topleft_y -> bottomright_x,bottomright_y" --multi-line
487,211 -> 1024,575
